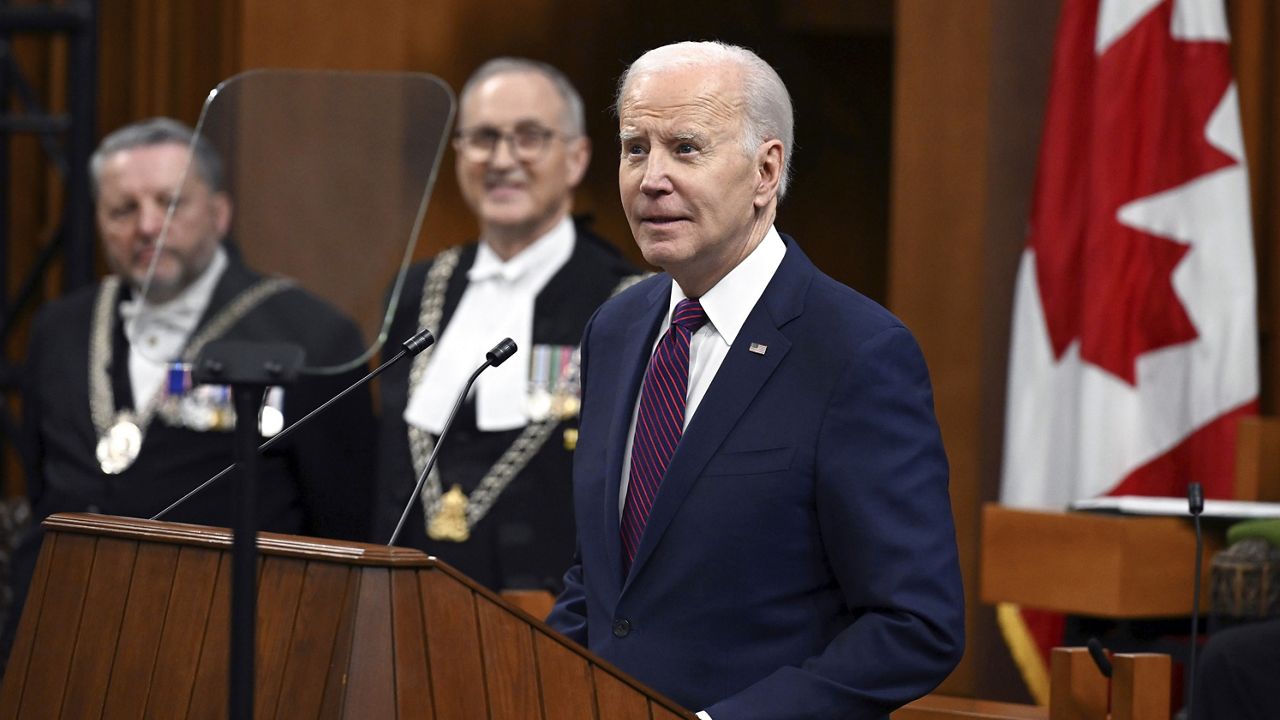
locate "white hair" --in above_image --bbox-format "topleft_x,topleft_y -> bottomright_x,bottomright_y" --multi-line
616,41 -> 794,198
461,57 -> 586,137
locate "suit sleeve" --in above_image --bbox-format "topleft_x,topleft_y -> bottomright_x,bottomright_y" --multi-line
290,315 -> 378,542
706,325 -> 965,720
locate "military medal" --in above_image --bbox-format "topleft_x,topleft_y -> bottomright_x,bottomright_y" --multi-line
96,412 -> 143,474
427,484 -> 471,542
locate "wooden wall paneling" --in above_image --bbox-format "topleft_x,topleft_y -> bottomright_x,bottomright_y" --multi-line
273,560 -> 351,717
476,596 -> 543,719
144,545 -> 222,717
390,567 -> 434,718
185,552 -> 232,720
0,526 -> 54,717
420,568 -> 488,718
533,632 -> 596,720
12,533 -> 95,717
58,537 -> 137,718
340,567 -> 396,719
102,542 -> 179,718
253,555 -> 307,718
591,665 -> 649,720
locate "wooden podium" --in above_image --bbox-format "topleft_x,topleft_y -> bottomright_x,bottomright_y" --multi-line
0,513 -> 694,719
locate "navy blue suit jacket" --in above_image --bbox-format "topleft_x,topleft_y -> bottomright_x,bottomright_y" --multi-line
546,236 -> 964,719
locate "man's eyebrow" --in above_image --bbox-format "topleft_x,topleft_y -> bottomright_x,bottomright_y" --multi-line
619,129 -> 642,143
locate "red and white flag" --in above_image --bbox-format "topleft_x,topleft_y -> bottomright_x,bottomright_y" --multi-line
1002,0 -> 1257,511
999,0 -> 1258,700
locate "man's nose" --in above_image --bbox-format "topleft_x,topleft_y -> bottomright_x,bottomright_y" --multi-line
489,135 -> 519,169
137,202 -> 166,237
638,155 -> 673,195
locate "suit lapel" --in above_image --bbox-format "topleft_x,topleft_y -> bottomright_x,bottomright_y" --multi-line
603,280 -> 670,587
624,239 -> 812,585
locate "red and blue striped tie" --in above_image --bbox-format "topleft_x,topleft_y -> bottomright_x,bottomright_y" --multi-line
621,298 -> 708,573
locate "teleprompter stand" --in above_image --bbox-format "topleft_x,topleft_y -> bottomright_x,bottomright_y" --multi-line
193,340 -> 304,720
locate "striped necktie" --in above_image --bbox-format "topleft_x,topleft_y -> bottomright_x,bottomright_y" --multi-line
620,298 -> 708,573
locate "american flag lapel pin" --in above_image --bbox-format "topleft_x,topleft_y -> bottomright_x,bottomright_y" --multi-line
748,342 -> 768,355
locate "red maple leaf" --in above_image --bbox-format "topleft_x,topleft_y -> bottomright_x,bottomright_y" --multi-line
1029,0 -> 1236,385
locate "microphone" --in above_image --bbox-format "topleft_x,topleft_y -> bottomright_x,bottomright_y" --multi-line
1185,481 -> 1205,719
387,337 -> 517,546
150,328 -> 435,521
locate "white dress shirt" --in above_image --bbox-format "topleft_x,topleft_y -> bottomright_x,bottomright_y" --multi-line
618,226 -> 786,514
120,246 -> 228,410
404,216 -> 575,434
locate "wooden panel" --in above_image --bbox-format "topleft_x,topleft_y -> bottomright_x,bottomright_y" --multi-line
320,566 -> 362,720
1110,654 -> 1171,720
421,569 -> 488,718
592,666 -> 649,720
477,597 -> 542,719
255,555 -> 306,719
501,589 -> 556,621
0,526 -> 56,716
1048,648 -> 1107,720
145,546 -> 222,717
13,533 -> 96,718
186,552 -> 232,720
341,568 -> 396,719
892,694 -> 1046,719
391,568 -> 434,719
533,632 -> 596,720
1234,416 -> 1280,501
59,538 -> 139,718
980,505 -> 1222,617
103,543 -> 180,719
273,561 -> 353,718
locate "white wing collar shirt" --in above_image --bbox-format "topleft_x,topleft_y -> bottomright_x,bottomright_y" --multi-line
119,245 -> 229,411
404,216 -> 575,434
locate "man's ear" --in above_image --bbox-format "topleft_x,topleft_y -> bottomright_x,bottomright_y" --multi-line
753,139 -> 784,208
212,191 -> 233,237
566,135 -> 592,189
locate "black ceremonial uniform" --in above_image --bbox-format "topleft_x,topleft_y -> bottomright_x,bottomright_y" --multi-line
374,221 -> 638,592
2,259 -> 377,664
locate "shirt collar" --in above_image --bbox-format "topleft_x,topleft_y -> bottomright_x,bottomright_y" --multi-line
668,225 -> 786,346
469,215 -> 575,285
120,245 -> 228,325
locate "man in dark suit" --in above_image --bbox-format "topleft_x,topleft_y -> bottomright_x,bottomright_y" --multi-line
373,58 -> 638,592
3,117 -> 375,665
545,41 -> 964,719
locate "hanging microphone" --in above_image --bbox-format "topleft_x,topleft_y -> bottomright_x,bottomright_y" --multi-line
150,328 -> 435,521
1185,481 -> 1205,719
387,337 -> 517,546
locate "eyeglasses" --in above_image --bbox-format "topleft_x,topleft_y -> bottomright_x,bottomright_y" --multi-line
453,124 -> 568,162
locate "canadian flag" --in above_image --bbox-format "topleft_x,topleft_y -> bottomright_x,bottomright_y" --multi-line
998,0 -> 1258,701
1002,0 -> 1258,511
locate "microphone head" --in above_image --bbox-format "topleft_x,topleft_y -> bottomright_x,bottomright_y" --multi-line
1188,481 -> 1204,516
402,328 -> 435,355
486,338 -> 518,367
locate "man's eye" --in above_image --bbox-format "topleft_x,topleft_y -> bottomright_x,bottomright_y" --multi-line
624,143 -> 647,156
676,143 -> 697,154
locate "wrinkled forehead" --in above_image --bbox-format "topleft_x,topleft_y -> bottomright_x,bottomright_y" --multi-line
459,70 -> 568,129
618,63 -> 746,133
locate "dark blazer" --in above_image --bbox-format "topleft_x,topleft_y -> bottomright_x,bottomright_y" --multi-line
546,236 -> 964,719
373,222 -> 638,591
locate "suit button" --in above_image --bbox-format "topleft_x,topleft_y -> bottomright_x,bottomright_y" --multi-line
612,618 -> 631,638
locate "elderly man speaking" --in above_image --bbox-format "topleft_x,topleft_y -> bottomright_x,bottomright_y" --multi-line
546,41 -> 964,720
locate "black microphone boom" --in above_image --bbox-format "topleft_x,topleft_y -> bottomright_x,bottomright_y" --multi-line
1185,481 -> 1205,719
387,337 -> 517,546
150,328 -> 435,521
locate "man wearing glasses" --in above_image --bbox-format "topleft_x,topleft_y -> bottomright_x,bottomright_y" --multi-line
374,58 -> 638,597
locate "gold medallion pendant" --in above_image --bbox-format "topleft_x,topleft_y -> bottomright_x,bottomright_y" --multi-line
427,484 -> 471,542
96,412 -> 143,475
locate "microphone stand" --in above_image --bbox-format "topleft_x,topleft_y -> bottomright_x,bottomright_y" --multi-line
151,328 -> 434,521
388,338 -> 516,546
1186,481 -> 1204,720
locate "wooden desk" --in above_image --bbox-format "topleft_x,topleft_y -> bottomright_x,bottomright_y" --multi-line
980,504 -> 1223,618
